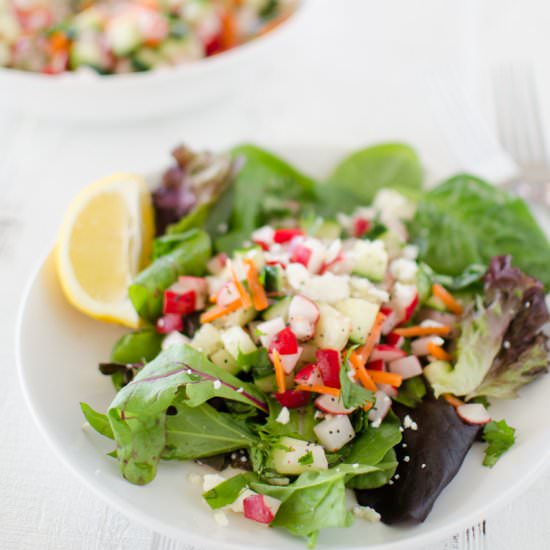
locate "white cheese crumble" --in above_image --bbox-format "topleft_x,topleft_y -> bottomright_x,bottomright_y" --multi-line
213,511 -> 229,527
402,244 -> 419,260
352,505 -> 381,522
403,415 -> 418,430
203,474 -> 225,493
276,406 -> 290,425
187,473 -> 202,485
213,380 -> 222,390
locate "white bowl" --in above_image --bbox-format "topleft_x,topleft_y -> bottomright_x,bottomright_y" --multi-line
0,2 -> 309,122
16,144 -> 550,549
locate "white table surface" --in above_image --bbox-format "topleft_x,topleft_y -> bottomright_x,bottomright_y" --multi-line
2,1 -> 550,549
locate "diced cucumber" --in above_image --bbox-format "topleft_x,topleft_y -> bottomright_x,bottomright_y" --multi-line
313,303 -> 352,351
210,348 -> 239,375
351,240 -> 388,282
264,264 -> 286,293
426,294 -> 447,311
69,38 -> 105,70
334,298 -> 380,344
311,219 -> 342,240
191,323 -> 223,356
270,436 -> 328,475
220,326 -> 257,360
233,246 -> 265,279
212,306 -> 256,329
262,297 -> 291,322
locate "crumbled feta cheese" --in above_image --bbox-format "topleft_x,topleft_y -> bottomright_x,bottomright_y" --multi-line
203,474 -> 225,493
421,463 -> 427,469
353,505 -> 381,522
419,319 -> 445,328
187,473 -> 202,485
371,418 -> 382,428
230,489 -> 257,513
403,415 -> 414,429
403,456 -> 410,463
213,380 -> 222,390
402,244 -> 419,260
390,258 -> 418,283
276,406 -> 290,425
503,340 -> 511,349
314,410 -> 325,420
236,387 -> 244,393
213,511 -> 229,527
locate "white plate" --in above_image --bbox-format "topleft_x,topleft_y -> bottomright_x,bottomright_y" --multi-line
16,146 -> 550,550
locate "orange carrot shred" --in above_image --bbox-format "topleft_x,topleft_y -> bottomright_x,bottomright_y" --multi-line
294,384 -> 340,397
244,258 -> 269,311
209,293 -> 217,303
366,370 -> 403,388
355,312 -> 386,365
427,341 -> 453,362
432,283 -> 464,315
230,265 -> 252,309
363,402 -> 374,412
349,352 -> 378,392
200,298 -> 242,323
272,350 -> 286,394
393,325 -> 451,337
443,393 -> 464,408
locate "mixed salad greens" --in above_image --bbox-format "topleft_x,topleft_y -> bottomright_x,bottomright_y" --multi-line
81,143 -> 550,546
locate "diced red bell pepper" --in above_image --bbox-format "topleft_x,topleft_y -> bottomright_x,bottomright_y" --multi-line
243,494 -> 275,524
273,228 -> 304,244
290,244 -> 312,267
269,327 -> 298,355
163,289 -> 196,315
353,217 -> 370,237
275,389 -> 310,409
316,349 -> 341,388
156,313 -> 183,334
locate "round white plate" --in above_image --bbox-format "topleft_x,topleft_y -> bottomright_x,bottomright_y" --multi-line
16,146 -> 550,549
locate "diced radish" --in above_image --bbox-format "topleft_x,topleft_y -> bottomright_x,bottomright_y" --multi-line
411,336 -> 445,356
316,349 -> 341,388
391,283 -> 418,324
206,253 -> 227,275
385,331 -> 404,347
243,494 -> 277,524
377,383 -> 398,398
269,327 -> 299,355
163,289 -> 196,315
217,282 -> 240,307
368,390 -> 392,425
288,295 -> 320,341
380,308 -> 398,335
290,244 -> 312,268
273,228 -> 304,244
172,276 -> 207,309
456,403 -> 492,425
302,238 -> 326,274
314,414 -> 355,451
275,389 -> 310,408
353,217 -> 370,237
370,344 -> 406,363
256,317 -> 286,349
156,313 -> 182,334
294,364 -> 324,386
419,310 -> 457,327
366,359 -> 385,371
252,226 -> 274,250
324,239 -> 342,265
315,394 -> 356,415
279,347 -> 303,374
388,355 -> 423,379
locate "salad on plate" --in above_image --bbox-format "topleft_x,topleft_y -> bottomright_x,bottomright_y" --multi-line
55,143 -> 550,546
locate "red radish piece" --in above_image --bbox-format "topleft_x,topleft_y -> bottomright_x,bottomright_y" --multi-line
368,390 -> 392,425
290,244 -> 312,267
273,228 -> 304,244
302,238 -> 325,274
294,364 -> 324,386
243,494 -> 275,524
380,308 -> 398,335
269,327 -> 299,355
385,332 -> 404,347
353,217 -> 370,237
370,345 -> 407,363
377,383 -> 398,398
252,226 -> 274,250
163,289 -> 196,315
156,313 -> 182,334
315,394 -> 356,415
256,317 -> 286,349
279,347 -> 303,374
366,359 -> 385,371
411,336 -> 445,356
456,403 -> 492,425
170,276 -> 207,309
275,389 -> 310,409
388,355 -> 423,379
419,311 -> 457,327
217,282 -> 240,307
288,295 -> 320,341
206,253 -> 227,275
316,349 -> 341,388
391,284 -> 419,325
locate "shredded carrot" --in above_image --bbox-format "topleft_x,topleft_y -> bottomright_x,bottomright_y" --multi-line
209,293 -> 217,303
394,325 -> 451,337
349,352 -> 378,392
355,312 -> 386,365
199,298 -> 242,323
432,284 -> 464,315
427,341 -> 453,362
230,265 -> 252,309
294,384 -> 340,397
272,350 -> 286,394
363,402 -> 373,412
366,370 -> 403,388
244,258 -> 269,311
443,393 -> 464,408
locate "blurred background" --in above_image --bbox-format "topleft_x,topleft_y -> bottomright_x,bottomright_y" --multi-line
2,0 -> 550,548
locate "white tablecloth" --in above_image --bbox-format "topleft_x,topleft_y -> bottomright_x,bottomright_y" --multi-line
1,1 -> 549,549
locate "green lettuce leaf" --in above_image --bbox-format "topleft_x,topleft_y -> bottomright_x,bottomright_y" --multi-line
80,402 -> 114,440
110,329 -> 163,364
482,419 -> 516,467
202,472 -> 258,510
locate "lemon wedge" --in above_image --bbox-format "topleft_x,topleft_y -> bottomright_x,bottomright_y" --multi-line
56,173 -> 154,328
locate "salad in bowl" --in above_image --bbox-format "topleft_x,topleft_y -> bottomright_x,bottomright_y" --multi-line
52,143 -> 550,547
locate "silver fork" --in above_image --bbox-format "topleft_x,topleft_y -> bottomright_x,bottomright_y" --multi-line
493,62 -> 550,203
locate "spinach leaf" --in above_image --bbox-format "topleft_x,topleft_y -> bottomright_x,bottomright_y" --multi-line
202,472 -> 258,510
319,143 -> 423,215
346,450 -> 398,489
482,419 -> 516,467
110,329 -> 163,364
81,402 -> 114,440
411,174 -> 550,287
162,400 -> 258,461
392,376 -> 427,408
129,229 -> 211,322
260,399 -> 316,441
339,358 -> 375,409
